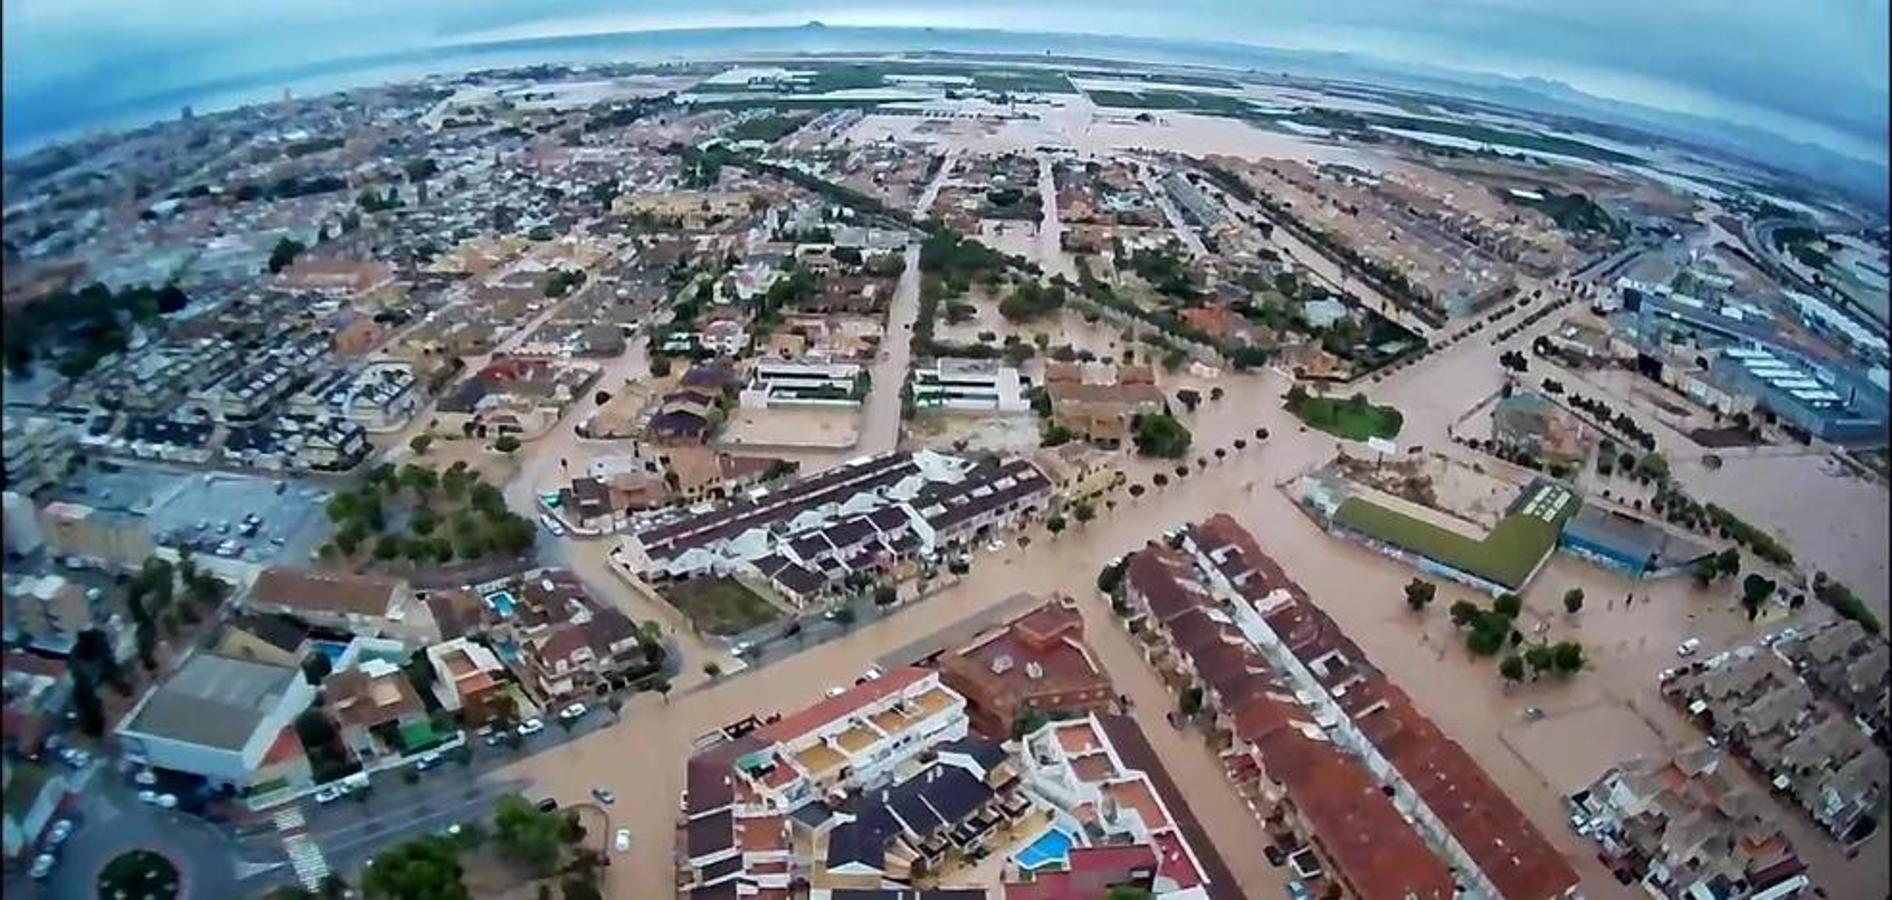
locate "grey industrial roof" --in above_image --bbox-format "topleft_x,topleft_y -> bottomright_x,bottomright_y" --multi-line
121,652 -> 297,751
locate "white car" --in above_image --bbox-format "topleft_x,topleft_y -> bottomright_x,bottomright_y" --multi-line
987,539 -> 1006,552
137,789 -> 159,805
156,793 -> 178,809
29,853 -> 56,880
59,748 -> 90,769
825,686 -> 847,698
46,820 -> 74,847
559,702 -> 588,720
313,785 -> 346,804
731,641 -> 754,657
517,718 -> 545,737
539,514 -> 567,537
1676,638 -> 1703,657
133,770 -> 158,786
613,828 -> 632,853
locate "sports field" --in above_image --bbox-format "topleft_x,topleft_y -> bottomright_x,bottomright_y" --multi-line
1333,481 -> 1576,589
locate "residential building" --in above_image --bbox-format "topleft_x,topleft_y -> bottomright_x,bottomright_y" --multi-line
1491,391 -> 1592,463
213,613 -> 313,669
2,415 -> 76,498
324,658 -> 431,763
246,568 -> 438,647
1029,443 -> 1125,506
1571,746 -> 1810,899
741,360 -> 867,409
1,573 -> 109,655
116,651 -> 318,790
1664,645 -> 1888,844
937,596 -> 1115,738
1776,619 -> 1891,740
1012,713 -> 1240,900
813,745 -> 1026,892
2,654 -> 71,759
677,669 -> 976,895
1134,514 -> 1581,899
516,601 -> 642,701
1119,544 -> 1455,900
37,501 -> 155,571
701,318 -> 751,356
911,359 -> 1027,413
425,637 -> 514,726
622,450 -> 1051,605
1043,363 -> 1165,447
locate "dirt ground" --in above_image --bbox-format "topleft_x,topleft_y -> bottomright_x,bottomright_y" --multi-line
719,406 -> 863,450
903,411 -> 1041,455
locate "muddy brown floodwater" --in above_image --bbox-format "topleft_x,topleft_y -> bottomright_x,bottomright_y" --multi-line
490,353 -> 1886,900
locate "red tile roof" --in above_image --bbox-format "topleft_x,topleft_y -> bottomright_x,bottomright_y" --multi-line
1194,513 -> 1581,900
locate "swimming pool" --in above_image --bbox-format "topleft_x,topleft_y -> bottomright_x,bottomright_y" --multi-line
484,590 -> 517,619
311,641 -> 349,664
1013,828 -> 1074,871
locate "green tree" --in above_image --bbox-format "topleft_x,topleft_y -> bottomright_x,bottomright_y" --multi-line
1179,685 -> 1205,716
1448,600 -> 1480,628
301,652 -> 333,686
268,237 -> 307,274
492,794 -> 566,876
1046,515 -> 1068,536
1741,573 -> 1777,620
1404,578 -> 1436,611
1551,641 -> 1585,674
703,662 -> 722,679
831,605 -> 857,628
1562,588 -> 1585,615
1524,644 -> 1556,676
1133,413 -> 1193,459
1072,501 -> 1096,524
493,435 -> 521,455
1499,654 -> 1526,683
360,835 -> 470,900
71,672 -> 106,736
1715,547 -> 1741,578
873,584 -> 898,607
1493,593 -> 1523,619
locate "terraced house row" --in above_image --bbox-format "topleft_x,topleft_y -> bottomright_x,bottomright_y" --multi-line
1116,513 -> 1580,900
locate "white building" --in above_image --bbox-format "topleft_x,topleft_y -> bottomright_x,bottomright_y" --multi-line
911,359 -> 1027,413
116,651 -> 317,789
740,360 -> 866,409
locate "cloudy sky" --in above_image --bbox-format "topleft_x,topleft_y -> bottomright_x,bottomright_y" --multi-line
4,0 -> 1886,163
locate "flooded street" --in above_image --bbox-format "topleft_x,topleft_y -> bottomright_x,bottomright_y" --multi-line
493,343 -> 1889,898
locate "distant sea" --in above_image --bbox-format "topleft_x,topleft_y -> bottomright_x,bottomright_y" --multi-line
4,25 -> 1309,155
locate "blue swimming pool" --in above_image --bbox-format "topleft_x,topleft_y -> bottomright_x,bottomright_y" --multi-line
484,590 -> 517,619
1013,828 -> 1074,871
311,641 -> 349,663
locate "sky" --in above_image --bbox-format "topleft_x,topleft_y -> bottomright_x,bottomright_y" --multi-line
4,0 -> 1887,166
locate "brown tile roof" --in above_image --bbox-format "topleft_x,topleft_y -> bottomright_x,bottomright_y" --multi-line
254,568 -> 405,618
324,665 -> 425,730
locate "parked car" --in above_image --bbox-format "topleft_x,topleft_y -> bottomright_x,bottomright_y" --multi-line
313,785 -> 346,804
592,787 -> 615,805
613,828 -> 632,853
558,702 -> 588,721
1676,638 -> 1703,657
730,641 -> 754,657
1521,707 -> 1545,721
29,853 -> 56,880
517,718 -> 545,737
414,752 -> 444,772
45,820 -> 74,847
58,748 -> 90,769
536,797 -> 558,813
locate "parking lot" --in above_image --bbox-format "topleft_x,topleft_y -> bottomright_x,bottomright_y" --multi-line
58,462 -> 332,566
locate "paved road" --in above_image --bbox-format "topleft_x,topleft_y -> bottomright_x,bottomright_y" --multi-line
15,771 -> 263,900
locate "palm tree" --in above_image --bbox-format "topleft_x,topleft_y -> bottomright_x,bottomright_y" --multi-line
1233,438 -> 1247,451
1255,427 -> 1269,440
1214,448 -> 1227,461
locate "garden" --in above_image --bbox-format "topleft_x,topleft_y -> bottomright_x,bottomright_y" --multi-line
1285,385 -> 1403,441
98,850 -> 178,900
667,577 -> 784,636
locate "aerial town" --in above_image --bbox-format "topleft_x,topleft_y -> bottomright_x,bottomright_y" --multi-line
1,48 -> 1887,900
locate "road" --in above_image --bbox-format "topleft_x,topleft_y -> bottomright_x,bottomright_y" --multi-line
1034,153 -> 1075,280
856,153 -> 958,455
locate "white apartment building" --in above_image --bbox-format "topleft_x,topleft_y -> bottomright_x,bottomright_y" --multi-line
740,360 -> 865,409
911,359 -> 1027,413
